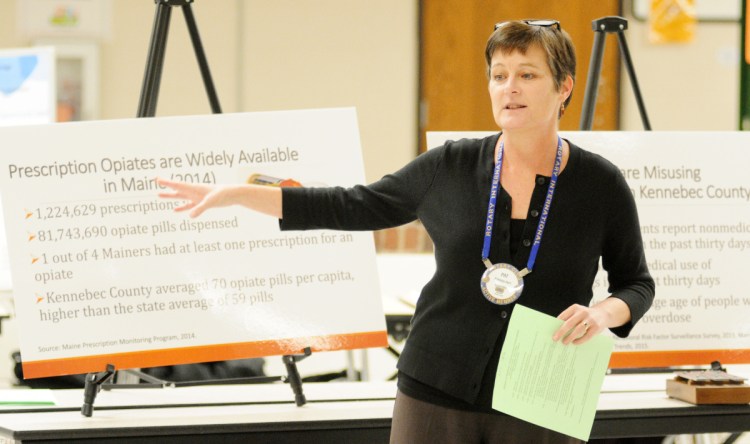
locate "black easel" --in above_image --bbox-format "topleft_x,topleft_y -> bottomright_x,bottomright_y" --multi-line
81,0 -> 312,417
579,16 -> 651,130
82,348 -> 312,417
138,0 -> 221,117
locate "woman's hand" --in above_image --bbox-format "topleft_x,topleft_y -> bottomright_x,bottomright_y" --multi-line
157,178 -> 236,218
156,177 -> 283,219
552,298 -> 631,345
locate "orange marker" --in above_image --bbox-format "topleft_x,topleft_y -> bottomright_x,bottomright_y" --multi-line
31,256 -> 39,264
24,209 -> 33,219
36,295 -> 44,303
28,233 -> 36,241
247,174 -> 302,188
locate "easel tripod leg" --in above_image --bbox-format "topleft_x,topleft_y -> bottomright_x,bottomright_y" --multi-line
616,32 -> 651,130
580,32 -> 606,131
138,2 -> 173,118
182,3 -> 221,113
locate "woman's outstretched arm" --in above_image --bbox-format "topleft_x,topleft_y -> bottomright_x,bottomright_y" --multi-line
156,177 -> 282,219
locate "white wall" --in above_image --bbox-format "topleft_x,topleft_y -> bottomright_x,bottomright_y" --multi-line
240,1 -> 419,182
619,9 -> 740,130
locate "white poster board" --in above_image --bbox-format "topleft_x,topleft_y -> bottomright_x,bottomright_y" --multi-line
0,108 -> 387,378
428,131 -> 750,367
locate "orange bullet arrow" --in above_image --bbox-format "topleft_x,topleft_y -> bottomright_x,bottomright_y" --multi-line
27,233 -> 36,241
36,295 -> 44,303
31,256 -> 39,264
24,209 -> 33,219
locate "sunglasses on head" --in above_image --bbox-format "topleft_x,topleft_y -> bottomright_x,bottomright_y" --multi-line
494,19 -> 561,31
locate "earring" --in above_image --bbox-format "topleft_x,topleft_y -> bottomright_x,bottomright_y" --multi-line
560,102 -> 565,117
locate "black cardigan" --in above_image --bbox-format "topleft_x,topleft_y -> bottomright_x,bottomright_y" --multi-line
280,133 -> 655,405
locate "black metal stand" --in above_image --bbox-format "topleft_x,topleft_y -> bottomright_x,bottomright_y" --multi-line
81,348 -> 313,417
81,364 -> 116,417
283,348 -> 312,406
81,0 -> 312,417
137,0 -> 221,118
579,16 -> 651,130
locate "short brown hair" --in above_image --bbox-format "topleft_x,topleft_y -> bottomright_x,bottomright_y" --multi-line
485,21 -> 576,107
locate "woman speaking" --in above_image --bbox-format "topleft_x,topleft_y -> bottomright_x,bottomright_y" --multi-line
158,19 -> 655,444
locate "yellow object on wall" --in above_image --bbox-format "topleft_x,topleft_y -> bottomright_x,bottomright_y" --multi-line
649,0 -> 696,44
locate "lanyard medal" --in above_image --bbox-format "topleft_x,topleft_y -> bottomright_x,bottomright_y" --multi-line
480,136 -> 563,305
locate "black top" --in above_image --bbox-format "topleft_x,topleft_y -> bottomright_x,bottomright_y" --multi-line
280,133 -> 655,406
398,218 -> 526,413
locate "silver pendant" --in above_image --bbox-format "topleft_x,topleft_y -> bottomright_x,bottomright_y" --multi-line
480,263 -> 523,305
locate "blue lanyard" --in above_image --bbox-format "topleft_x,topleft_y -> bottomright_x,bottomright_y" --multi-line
481,136 -> 564,276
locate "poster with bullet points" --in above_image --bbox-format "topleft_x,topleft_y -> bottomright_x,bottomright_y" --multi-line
428,131 -> 750,368
0,108 -> 387,378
